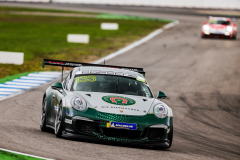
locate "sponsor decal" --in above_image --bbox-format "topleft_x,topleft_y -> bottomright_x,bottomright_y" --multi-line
101,106 -> 140,112
104,66 -> 120,69
136,76 -> 146,83
167,121 -> 170,126
65,62 -> 82,67
66,110 -> 73,116
74,75 -> 96,83
106,122 -> 137,130
102,95 -> 136,106
48,61 -> 64,65
46,60 -> 82,67
65,118 -> 72,124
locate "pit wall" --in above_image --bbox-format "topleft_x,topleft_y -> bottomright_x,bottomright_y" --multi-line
4,0 -> 240,10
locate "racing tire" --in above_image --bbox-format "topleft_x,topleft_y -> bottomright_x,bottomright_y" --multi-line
232,34 -> 237,40
40,97 -> 48,132
166,124 -> 173,148
55,103 -> 63,138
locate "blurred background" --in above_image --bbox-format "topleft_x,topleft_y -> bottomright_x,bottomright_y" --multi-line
0,0 -> 239,80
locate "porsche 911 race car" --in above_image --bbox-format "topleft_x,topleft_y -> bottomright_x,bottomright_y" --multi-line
201,16 -> 237,39
40,59 -> 173,148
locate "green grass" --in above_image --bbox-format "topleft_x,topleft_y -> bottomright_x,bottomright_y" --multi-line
0,7 -> 169,79
97,13 -> 172,22
0,150 -> 43,160
0,6 -> 98,14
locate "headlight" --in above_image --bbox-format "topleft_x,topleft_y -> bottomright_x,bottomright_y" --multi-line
71,97 -> 87,111
153,104 -> 168,119
227,26 -> 233,32
203,25 -> 209,31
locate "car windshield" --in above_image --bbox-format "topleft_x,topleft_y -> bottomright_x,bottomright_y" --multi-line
71,74 -> 153,98
209,20 -> 230,25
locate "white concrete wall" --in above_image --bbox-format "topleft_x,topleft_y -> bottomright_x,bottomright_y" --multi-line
54,0 -> 240,10
6,0 -> 50,3
4,0 -> 240,10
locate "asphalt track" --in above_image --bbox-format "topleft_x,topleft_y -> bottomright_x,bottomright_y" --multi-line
0,3 -> 240,160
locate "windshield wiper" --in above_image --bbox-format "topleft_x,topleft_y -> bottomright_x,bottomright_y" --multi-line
114,77 -> 119,93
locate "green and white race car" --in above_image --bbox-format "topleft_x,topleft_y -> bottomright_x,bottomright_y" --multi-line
40,59 -> 173,148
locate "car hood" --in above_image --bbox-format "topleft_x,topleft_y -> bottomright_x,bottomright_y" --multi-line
74,91 -> 155,116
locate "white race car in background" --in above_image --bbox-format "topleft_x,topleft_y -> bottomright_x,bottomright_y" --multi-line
201,17 -> 237,39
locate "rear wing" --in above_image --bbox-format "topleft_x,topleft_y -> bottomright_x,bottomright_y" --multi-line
42,59 -> 145,80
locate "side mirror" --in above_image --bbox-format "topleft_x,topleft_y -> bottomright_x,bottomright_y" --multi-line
203,22 -> 207,25
157,91 -> 167,100
51,82 -> 63,92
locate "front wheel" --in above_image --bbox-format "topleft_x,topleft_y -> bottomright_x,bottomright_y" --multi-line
55,103 -> 63,138
167,124 -> 173,148
232,33 -> 237,40
40,97 -> 47,132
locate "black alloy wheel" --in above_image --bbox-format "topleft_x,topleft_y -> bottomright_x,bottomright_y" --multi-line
233,34 -> 237,40
167,124 -> 173,148
55,103 -> 63,138
40,97 -> 47,132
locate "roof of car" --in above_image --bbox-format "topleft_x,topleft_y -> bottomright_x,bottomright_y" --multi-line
209,17 -> 229,21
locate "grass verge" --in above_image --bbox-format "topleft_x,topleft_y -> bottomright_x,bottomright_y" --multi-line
0,149 -> 43,160
0,6 -> 97,14
0,6 -> 169,79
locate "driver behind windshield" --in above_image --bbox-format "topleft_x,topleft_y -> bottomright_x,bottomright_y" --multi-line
209,19 -> 230,25
118,80 -> 130,94
71,74 -> 153,98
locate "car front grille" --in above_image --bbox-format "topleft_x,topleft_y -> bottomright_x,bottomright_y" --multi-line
96,112 -> 132,123
102,128 -> 142,139
75,120 -> 97,134
96,112 -> 143,123
147,128 -> 165,140
209,33 -> 226,37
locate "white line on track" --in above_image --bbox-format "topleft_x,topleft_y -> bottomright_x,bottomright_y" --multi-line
0,84 -> 32,89
5,82 -> 41,86
20,76 -> 54,80
93,20 -> 179,64
12,79 -> 45,84
0,88 -> 23,92
0,91 -> 14,94
38,72 -> 62,75
28,73 -> 60,77
0,148 -> 54,160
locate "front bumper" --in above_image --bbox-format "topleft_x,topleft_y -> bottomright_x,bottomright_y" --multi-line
62,107 -> 172,147
62,130 -> 170,147
202,31 -> 233,38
